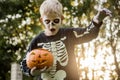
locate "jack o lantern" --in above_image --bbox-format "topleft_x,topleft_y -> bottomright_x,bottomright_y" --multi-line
26,48 -> 53,69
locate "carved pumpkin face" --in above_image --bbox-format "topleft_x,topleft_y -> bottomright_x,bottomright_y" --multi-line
26,48 -> 53,69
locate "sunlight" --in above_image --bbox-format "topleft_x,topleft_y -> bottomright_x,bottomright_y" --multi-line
77,39 -> 118,80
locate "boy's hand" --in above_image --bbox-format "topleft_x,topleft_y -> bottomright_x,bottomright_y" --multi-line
93,8 -> 112,23
30,66 -> 47,76
30,66 -> 52,76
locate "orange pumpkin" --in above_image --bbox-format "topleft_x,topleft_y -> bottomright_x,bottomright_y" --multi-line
26,48 -> 53,69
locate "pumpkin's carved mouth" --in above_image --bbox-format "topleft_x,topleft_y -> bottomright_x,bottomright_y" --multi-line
37,60 -> 47,66
41,60 -> 47,65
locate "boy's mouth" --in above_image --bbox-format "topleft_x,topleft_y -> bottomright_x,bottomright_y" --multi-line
50,28 -> 56,32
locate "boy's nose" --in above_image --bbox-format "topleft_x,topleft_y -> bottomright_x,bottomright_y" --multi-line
51,22 -> 55,26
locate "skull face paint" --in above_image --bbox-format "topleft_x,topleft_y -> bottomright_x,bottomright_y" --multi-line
42,15 -> 62,36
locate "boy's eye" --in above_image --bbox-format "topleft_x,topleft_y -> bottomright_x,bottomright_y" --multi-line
45,20 -> 50,24
54,19 -> 60,23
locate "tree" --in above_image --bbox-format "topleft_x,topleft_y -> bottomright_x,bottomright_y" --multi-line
74,0 -> 120,80
0,0 -> 41,79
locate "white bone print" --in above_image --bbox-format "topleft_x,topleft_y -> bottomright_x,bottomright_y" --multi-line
73,23 -> 95,38
41,70 -> 66,80
55,41 -> 68,66
37,36 -> 68,79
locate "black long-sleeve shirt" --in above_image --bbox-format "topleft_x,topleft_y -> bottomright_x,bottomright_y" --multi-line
21,21 -> 102,80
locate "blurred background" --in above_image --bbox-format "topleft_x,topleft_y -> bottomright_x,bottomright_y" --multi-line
0,0 -> 120,80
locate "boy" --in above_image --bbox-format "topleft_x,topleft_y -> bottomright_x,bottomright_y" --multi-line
21,0 -> 112,80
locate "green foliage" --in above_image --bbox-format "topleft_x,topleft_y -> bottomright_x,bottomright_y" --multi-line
0,0 -> 29,19
0,0 -> 40,79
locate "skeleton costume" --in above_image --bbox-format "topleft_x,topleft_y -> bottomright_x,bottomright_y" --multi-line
21,21 -> 102,80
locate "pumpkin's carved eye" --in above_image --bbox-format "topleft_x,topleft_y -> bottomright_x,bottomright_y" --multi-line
31,52 -> 35,55
32,60 -> 36,63
44,53 -> 48,56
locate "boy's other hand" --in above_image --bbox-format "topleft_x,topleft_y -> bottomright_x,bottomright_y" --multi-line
93,8 -> 112,23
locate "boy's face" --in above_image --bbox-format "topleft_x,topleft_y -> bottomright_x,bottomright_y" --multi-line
41,14 -> 62,36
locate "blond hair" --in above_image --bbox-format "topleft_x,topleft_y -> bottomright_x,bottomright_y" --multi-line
40,0 -> 63,17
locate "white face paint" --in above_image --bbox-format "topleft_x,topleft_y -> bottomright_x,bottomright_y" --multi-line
42,15 -> 62,36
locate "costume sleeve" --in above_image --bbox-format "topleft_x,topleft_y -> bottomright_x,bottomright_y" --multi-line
71,21 -> 102,44
20,58 -> 33,77
20,38 -> 37,77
